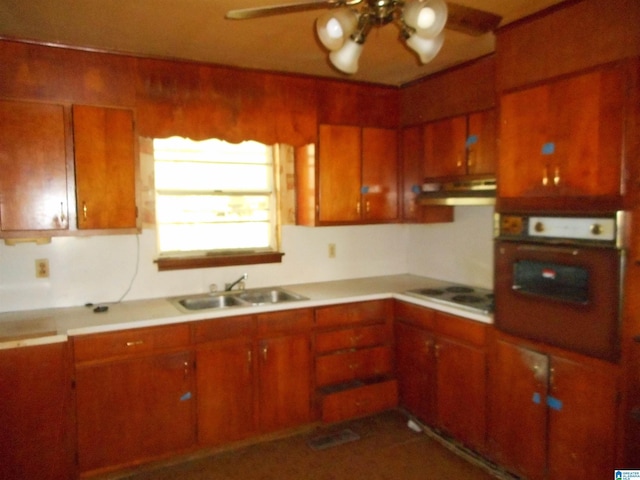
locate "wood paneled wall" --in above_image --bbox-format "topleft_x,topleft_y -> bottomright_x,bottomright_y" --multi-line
0,40 -> 399,147
399,55 -> 496,127
496,0 -> 640,92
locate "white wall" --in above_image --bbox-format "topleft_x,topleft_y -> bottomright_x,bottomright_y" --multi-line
0,225 -> 408,313
406,206 -> 495,289
0,207 -> 495,313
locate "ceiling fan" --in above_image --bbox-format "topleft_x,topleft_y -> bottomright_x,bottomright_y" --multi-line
226,0 -> 502,74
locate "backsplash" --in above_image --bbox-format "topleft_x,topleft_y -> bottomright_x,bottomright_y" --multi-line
0,208 -> 494,313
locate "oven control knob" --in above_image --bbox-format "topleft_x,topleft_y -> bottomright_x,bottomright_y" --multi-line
590,223 -> 603,235
534,221 -> 545,233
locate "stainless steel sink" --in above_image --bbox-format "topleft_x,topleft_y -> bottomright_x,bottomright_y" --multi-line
170,287 -> 307,313
235,288 -> 307,305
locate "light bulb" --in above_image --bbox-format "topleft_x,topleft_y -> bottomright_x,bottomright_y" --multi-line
329,38 -> 363,74
316,9 -> 359,51
403,0 -> 447,38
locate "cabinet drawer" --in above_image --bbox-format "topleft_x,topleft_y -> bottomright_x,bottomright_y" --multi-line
321,379 -> 398,423
316,346 -> 393,387
73,324 -> 190,362
315,300 -> 391,328
434,311 -> 487,347
394,301 -> 436,329
192,315 -> 254,343
257,308 -> 313,336
315,324 -> 389,354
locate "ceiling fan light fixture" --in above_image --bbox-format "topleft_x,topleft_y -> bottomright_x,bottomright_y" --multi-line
329,37 -> 364,74
405,30 -> 445,64
316,8 -> 359,51
403,0 -> 448,38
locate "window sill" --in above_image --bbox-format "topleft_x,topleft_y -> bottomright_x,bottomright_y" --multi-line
155,251 -> 284,271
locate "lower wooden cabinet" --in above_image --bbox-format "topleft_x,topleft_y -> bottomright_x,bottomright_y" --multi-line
73,324 -> 195,475
321,379 -> 398,423
394,301 -> 488,453
0,341 -> 75,480
487,335 -> 620,480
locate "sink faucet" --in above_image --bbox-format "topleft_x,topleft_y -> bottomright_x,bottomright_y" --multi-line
225,273 -> 248,291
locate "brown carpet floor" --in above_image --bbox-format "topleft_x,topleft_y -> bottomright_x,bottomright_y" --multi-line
117,410 -> 501,480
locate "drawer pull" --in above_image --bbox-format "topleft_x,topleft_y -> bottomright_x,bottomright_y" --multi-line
126,340 -> 144,347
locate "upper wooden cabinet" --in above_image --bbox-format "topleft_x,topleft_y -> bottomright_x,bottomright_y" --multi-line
424,109 -> 497,179
498,65 -> 626,209
297,124 -> 398,225
0,100 -> 70,233
73,105 -> 138,230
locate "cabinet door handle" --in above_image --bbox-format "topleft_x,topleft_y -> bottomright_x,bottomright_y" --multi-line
365,201 -> 370,213
125,340 -> 144,347
59,202 -> 66,226
553,166 -> 560,187
82,201 -> 88,221
542,166 -> 549,186
356,201 -> 361,215
262,344 -> 268,361
184,361 -> 189,379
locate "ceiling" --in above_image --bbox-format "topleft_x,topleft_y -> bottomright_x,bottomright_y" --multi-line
0,0 -> 566,86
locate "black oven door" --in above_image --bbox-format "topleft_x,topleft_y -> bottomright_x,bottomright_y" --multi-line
494,240 -> 622,362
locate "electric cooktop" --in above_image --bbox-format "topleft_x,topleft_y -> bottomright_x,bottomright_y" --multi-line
405,282 -> 494,315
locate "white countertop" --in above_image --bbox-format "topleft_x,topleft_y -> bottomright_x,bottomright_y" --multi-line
0,274 -> 493,349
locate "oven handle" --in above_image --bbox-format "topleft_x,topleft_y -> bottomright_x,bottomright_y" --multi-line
516,244 -> 580,256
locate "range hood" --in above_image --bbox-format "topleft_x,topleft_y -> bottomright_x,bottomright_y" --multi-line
416,177 -> 496,206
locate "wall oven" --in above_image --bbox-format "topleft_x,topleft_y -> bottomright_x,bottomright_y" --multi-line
494,213 -> 625,362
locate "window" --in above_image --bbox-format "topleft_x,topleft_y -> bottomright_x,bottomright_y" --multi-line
153,137 -> 283,270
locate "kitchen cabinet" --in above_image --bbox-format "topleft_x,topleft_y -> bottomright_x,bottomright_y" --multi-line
399,125 -> 453,224
256,309 -> 313,431
498,65 -> 626,208
73,324 -> 195,474
394,301 -> 488,453
0,100 -> 70,234
0,341 -> 75,480
424,109 -> 496,179
487,337 -> 619,480
193,315 -> 255,446
72,104 -> 138,230
312,124 -> 398,224
314,300 -> 397,423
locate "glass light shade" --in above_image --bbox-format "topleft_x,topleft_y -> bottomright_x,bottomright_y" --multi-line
405,31 -> 445,64
329,38 -> 363,74
316,9 -> 358,51
403,0 -> 447,38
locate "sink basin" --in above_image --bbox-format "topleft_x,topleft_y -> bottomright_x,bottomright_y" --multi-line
236,288 -> 307,305
173,293 -> 250,312
170,287 -> 307,313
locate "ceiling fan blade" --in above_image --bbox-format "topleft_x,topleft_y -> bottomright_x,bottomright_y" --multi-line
226,0 -> 356,20
446,2 -> 502,36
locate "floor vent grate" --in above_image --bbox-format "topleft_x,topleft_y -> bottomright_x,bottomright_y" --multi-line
307,428 -> 361,451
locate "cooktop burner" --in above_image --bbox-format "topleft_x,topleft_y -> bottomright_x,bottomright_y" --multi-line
405,282 -> 493,314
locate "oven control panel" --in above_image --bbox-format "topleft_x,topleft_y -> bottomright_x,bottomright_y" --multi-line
495,213 -> 622,246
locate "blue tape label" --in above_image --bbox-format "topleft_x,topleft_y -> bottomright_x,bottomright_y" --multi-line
547,395 -> 563,410
411,185 -> 421,194
541,142 -> 555,155
180,392 -> 192,402
466,135 -> 478,147
532,392 -> 541,404
361,185 -> 369,194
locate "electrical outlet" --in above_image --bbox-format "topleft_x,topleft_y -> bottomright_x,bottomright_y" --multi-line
35,259 -> 49,278
328,243 -> 336,258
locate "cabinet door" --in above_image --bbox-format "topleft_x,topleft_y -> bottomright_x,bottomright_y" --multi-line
436,337 -> 487,452
499,67 -> 625,199
400,126 -> 423,221
0,100 -> 69,232
318,124 -> 361,223
394,321 -> 436,425
196,338 -> 255,446
257,333 -> 311,432
547,356 -> 618,479
467,109 -> 497,176
0,342 -> 74,480
487,340 -> 548,480
361,127 -> 398,221
75,351 -> 196,472
424,115 -> 467,178
73,105 -> 137,229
